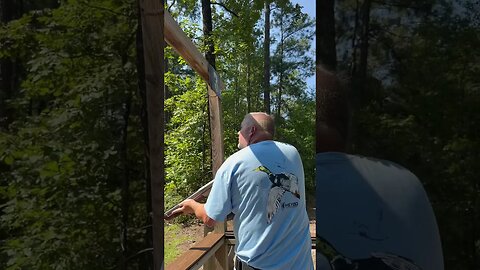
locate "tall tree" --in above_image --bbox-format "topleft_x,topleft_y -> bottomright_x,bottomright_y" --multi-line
271,2 -> 314,120
355,0 -> 371,105
202,0 -> 215,68
316,0 -> 337,70
263,0 -> 271,114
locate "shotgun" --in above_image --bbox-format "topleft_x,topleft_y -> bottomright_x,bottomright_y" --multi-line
164,179 -> 214,220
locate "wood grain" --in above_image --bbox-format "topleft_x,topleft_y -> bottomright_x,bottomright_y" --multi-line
139,0 -> 165,269
165,233 -> 225,270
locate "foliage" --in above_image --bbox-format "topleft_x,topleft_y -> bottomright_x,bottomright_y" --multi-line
0,0 -> 150,269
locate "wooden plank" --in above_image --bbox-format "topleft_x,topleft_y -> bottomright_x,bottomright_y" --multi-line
207,85 -> 225,173
164,10 -> 224,94
139,1 -> 165,269
165,233 -> 225,270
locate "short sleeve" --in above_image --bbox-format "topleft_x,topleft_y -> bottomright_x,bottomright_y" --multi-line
204,161 -> 233,222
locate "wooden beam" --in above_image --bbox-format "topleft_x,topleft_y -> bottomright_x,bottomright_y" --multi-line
139,0 -> 164,269
165,233 -> 225,270
164,10 -> 224,95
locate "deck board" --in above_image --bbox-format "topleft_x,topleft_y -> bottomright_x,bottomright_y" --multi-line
166,233 -> 225,270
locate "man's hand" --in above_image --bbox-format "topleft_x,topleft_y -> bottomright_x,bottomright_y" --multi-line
171,199 -> 217,227
171,199 -> 197,215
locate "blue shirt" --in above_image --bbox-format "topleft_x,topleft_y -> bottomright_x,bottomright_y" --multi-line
316,152 -> 444,270
205,141 -> 314,270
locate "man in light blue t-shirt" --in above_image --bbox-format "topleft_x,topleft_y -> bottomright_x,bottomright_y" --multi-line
315,66 -> 444,270
173,112 -> 313,270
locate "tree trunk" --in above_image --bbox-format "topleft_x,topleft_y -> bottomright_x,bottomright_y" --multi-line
0,0 -> 17,129
202,0 -> 216,69
316,0 -> 337,70
120,93 -> 132,270
316,0 -> 337,154
276,12 -> 284,120
201,1 -> 227,269
263,0 -> 271,114
247,60 -> 251,113
357,0 -> 371,91
164,57 -> 171,124
350,0 -> 360,75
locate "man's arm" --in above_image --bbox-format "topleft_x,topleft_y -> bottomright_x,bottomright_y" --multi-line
171,199 -> 217,227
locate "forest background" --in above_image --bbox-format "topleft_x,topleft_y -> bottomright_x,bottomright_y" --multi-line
0,0 -> 478,270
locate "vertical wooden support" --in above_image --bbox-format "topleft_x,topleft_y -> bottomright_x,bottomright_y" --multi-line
204,64 -> 228,269
204,79 -> 228,270
139,1 -> 164,270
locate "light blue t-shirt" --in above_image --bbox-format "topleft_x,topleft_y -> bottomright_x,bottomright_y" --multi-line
205,141 -> 314,270
316,152 -> 444,270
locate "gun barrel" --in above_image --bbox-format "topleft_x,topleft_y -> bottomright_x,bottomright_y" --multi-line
164,180 -> 214,219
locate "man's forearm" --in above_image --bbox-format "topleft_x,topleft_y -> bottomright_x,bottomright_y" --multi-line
190,201 -> 216,227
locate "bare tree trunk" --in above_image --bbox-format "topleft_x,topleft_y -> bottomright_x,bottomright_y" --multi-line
201,2 -> 228,269
164,57 -> 171,124
202,0 -> 215,182
357,0 -> 371,91
120,93 -> 132,270
247,60 -> 251,113
202,0 -> 216,68
235,67 -> 239,118
263,0 -> 271,114
276,12 -> 284,120
350,0 -> 360,75
316,0 -> 337,155
316,0 -> 337,70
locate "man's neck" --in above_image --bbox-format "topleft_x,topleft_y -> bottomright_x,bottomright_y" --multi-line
249,134 -> 273,145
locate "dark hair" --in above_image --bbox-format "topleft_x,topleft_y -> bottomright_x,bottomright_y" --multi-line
316,65 -> 351,148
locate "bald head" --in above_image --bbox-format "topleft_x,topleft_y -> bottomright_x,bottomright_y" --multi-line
238,112 -> 275,149
242,112 -> 275,137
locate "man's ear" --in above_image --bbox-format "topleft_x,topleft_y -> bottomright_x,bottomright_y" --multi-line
249,125 -> 256,136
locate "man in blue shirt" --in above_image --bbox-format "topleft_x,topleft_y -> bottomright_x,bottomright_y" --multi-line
173,112 -> 314,270
315,66 -> 444,270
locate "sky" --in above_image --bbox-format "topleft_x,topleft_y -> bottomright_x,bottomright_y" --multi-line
291,0 -> 316,94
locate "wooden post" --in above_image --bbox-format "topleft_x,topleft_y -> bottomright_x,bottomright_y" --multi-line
139,0 -> 164,269
163,10 -> 228,269
204,80 -> 228,270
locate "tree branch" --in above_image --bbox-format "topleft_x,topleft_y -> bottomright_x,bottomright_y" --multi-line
372,0 -> 429,11
168,0 -> 176,12
211,2 -> 239,17
79,1 -> 124,16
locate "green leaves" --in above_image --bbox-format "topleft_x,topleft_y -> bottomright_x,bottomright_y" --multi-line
0,0 -> 143,269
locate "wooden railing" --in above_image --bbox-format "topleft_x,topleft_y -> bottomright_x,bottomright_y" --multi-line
165,233 -> 226,270
166,228 -> 316,270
